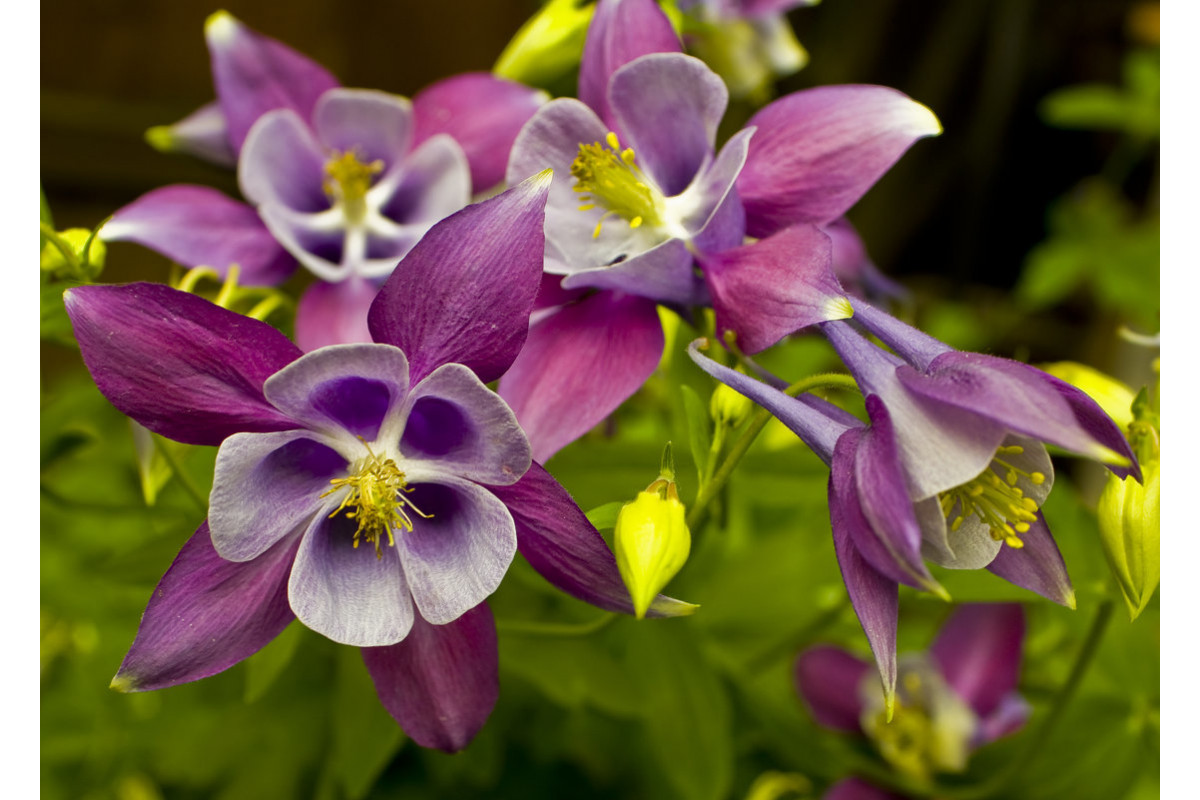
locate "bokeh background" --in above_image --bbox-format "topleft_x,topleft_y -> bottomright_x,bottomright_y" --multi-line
41,2 -> 1159,799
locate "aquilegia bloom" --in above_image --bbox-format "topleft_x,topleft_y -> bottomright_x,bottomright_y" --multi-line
66,176 -> 692,753
500,0 -> 939,462
101,11 -> 545,351
797,604 -> 1029,798
688,305 -> 1137,700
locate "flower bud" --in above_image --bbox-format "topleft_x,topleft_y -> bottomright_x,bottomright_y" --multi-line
1097,460 -> 1159,620
710,377 -> 754,429
614,470 -> 691,620
1041,361 -> 1135,430
492,0 -> 592,87
41,227 -> 106,281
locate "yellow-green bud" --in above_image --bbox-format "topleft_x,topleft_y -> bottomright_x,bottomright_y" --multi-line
1041,361 -> 1135,430
41,227 -> 106,280
493,0 -> 593,88
1097,460 -> 1159,620
614,477 -> 691,619
710,377 -> 754,429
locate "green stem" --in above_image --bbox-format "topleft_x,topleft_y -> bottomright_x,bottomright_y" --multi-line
496,612 -> 616,637
686,373 -> 859,529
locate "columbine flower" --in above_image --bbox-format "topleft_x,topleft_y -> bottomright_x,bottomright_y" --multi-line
66,177 -> 692,753
687,304 -> 1137,700
501,0 -> 937,462
797,604 -> 1029,798
101,11 -> 546,351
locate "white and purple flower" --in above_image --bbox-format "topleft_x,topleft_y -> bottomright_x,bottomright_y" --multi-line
67,176 -> 692,753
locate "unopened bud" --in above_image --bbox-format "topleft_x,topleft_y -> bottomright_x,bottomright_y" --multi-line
41,227 -> 106,280
614,448 -> 691,619
493,0 -> 593,87
1097,460 -> 1159,620
710,376 -> 753,429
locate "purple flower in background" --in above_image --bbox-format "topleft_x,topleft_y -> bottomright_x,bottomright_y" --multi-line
797,604 -> 1030,797
500,0 -> 939,463
687,307 -> 1136,701
101,11 -> 546,351
67,177 -> 692,753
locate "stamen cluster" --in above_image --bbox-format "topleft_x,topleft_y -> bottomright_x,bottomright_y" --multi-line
322,444 -> 433,558
938,445 -> 1045,549
570,132 -> 665,238
323,148 -> 384,223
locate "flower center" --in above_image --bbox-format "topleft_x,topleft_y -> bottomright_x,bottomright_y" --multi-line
861,670 -> 971,781
321,443 -> 432,558
938,445 -> 1045,549
570,131 -> 666,239
323,148 -> 384,224
864,701 -> 937,782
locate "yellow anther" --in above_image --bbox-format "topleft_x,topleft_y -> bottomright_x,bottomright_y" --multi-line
321,442 -> 433,558
323,148 -> 384,224
1030,472 -> 1046,485
570,133 -> 666,239
630,216 -> 643,228
938,447 -> 1050,549
605,131 -> 620,149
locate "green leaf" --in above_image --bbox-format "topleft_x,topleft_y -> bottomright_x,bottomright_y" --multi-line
130,422 -> 175,507
680,384 -> 712,489
586,500 -> 625,531
323,646 -> 405,799
243,621 -> 304,703
41,280 -> 80,347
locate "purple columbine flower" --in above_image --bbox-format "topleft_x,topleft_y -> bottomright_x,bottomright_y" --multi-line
66,176 -> 693,753
101,11 -> 546,351
687,306 -> 1137,701
797,604 -> 1030,797
500,0 -> 939,462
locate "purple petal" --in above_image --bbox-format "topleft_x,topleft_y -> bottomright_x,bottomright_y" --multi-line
930,603 -> 1026,718
825,219 -> 909,303
579,0 -> 681,129
294,278 -> 379,352
498,292 -> 663,463
737,85 -> 941,236
263,343 -> 410,440
686,340 -> 857,464
794,645 -> 869,732
205,10 -> 340,152
393,476 -> 517,625
111,522 -> 298,692
209,431 -> 344,562
845,298 -> 952,370
701,223 -> 849,355
899,352 -> 1137,471
367,173 -> 551,384
362,602 -> 498,752
486,462 -> 695,617
974,693 -> 1031,746
1042,370 -> 1142,481
692,188 -> 747,255
830,481 -> 899,704
560,238 -> 702,306
400,364 -> 531,485
608,53 -> 726,195
148,101 -> 236,167
238,109 -> 330,212
986,513 -> 1075,608
101,185 -> 296,286
507,98 -> 609,212
825,778 -> 908,800
413,72 -> 549,192
375,132 -> 472,230
64,283 -> 302,446
674,126 -> 754,237
288,505 -> 415,646
312,88 -> 413,167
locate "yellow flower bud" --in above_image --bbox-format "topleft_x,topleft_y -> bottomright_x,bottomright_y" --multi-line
614,478 -> 691,619
1097,460 -> 1159,620
493,0 -> 593,87
1041,361 -> 1135,430
710,378 -> 754,429
41,227 -> 106,280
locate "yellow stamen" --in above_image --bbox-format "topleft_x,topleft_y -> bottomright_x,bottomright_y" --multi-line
938,448 -> 1046,548
570,131 -> 666,238
323,148 -> 384,224
321,442 -> 433,558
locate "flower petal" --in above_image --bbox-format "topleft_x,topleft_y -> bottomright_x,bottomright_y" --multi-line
930,603 -> 1026,718
507,98 -> 609,211
608,53 -> 726,195
498,291 -> 664,463
393,475 -> 517,625
205,10 -> 340,152
974,693 -> 1031,746
288,505 -> 415,646
263,343 -> 410,442
579,0 -> 681,129
111,522 -> 298,692
362,602 -> 498,752
687,340 -> 856,463
367,173 -> 551,384
294,277 -> 379,352
898,352 -> 1138,471
101,185 -> 296,286
986,513 -> 1075,608
64,283 -> 302,445
311,88 -> 413,167
1043,370 -> 1142,481
825,219 -> 909,303
374,132 -> 472,231
915,495 -> 1003,571
413,72 -> 548,192
845,297 -> 952,370
400,364 -> 531,485
830,506 -> 899,708
794,645 -> 870,732
485,462 -> 696,617
701,223 -> 849,355
560,238 -> 702,306
672,126 -> 754,237
147,100 -> 236,167
738,85 -> 941,236
238,109 -> 330,212
209,431 -> 345,562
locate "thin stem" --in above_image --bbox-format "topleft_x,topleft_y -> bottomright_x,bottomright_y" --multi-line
496,612 -> 616,637
686,373 -> 859,529
154,437 -> 208,514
